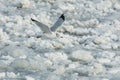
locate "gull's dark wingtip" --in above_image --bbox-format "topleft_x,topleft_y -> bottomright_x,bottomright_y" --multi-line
60,14 -> 65,20
31,18 -> 36,21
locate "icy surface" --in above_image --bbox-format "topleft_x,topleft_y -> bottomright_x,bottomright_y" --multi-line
0,0 -> 120,80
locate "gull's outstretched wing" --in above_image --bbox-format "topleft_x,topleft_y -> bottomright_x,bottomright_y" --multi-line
31,18 -> 51,33
50,14 -> 65,32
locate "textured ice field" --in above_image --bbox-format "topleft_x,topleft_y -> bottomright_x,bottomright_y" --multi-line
0,0 -> 120,80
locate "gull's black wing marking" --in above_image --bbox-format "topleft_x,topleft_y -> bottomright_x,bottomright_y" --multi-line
31,18 -> 51,33
50,14 -> 65,32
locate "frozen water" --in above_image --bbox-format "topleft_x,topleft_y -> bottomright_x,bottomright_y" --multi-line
0,0 -> 120,80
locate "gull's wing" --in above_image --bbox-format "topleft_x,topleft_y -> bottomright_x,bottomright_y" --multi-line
50,14 -> 65,32
31,18 -> 51,33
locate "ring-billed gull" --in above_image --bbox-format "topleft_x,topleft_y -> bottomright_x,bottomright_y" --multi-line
31,14 -> 65,34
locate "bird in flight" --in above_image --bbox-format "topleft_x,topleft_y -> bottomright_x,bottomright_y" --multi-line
31,14 -> 65,34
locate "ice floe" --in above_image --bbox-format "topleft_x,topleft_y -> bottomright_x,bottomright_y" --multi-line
0,0 -> 120,80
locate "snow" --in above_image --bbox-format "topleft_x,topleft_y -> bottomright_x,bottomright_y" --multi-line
0,0 -> 120,80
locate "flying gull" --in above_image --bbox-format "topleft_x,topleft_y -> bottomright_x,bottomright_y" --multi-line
31,14 -> 65,34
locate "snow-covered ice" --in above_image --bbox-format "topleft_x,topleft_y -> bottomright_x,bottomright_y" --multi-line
0,0 -> 120,80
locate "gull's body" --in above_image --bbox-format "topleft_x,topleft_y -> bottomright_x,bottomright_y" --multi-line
31,14 -> 65,34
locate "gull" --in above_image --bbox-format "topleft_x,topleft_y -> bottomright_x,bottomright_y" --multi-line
31,14 -> 65,34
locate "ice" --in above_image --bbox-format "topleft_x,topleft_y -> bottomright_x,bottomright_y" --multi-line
69,50 -> 94,62
0,0 -> 120,79
0,28 -> 9,41
97,58 -> 111,64
110,74 -> 120,80
0,72 -> 5,78
44,52 -> 68,62
28,55 -> 52,71
10,59 -> 30,71
93,63 -> 105,75
25,76 -> 35,80
7,72 -> 17,78
113,2 -> 120,10
63,25 -> 74,33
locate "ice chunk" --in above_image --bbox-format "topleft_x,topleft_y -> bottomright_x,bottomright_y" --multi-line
25,76 -> 35,80
0,29 -> 9,41
28,55 -> 52,71
0,72 -> 5,78
63,25 -> 74,33
93,63 -> 105,75
10,59 -> 30,70
7,72 -> 17,78
53,66 -> 65,75
21,0 -> 31,8
114,2 -> 120,10
45,52 -> 68,62
69,50 -> 94,62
